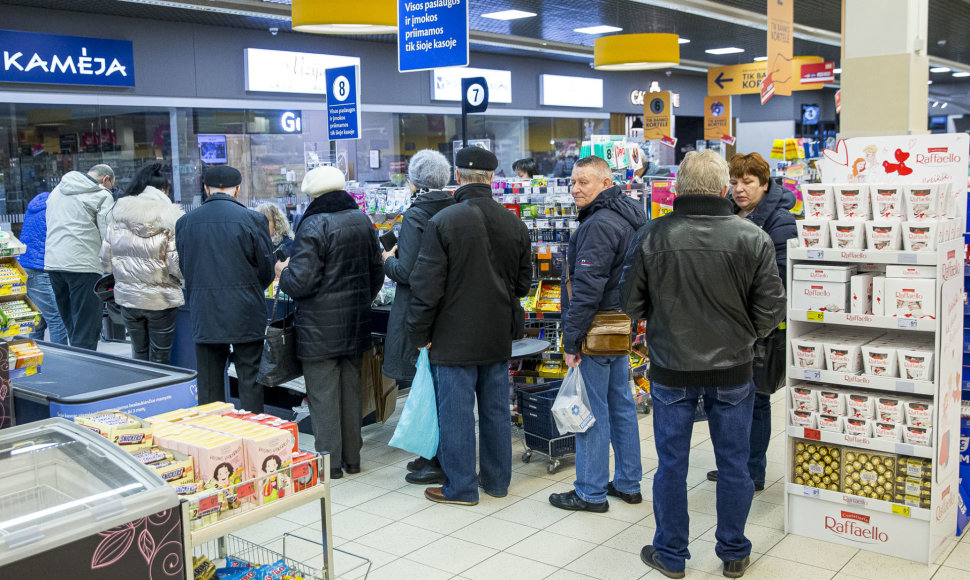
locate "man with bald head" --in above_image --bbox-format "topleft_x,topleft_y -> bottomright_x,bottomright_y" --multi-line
548,155 -> 646,513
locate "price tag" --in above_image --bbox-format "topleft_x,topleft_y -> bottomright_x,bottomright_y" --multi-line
803,427 -> 821,441
293,463 -> 311,479
806,249 -> 824,260
891,504 -> 911,517
802,486 -> 820,498
899,253 -> 918,265
807,312 -> 824,322
198,494 -> 219,515
897,318 -> 918,329
894,381 -> 915,393
237,481 -> 255,499
0,286 -> 11,296
895,443 -> 916,456
25,366 -> 36,376
803,370 -> 821,381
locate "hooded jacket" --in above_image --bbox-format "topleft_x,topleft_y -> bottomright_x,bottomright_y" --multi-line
278,191 -> 385,360
619,194 -> 787,388
731,179 -> 797,285
18,191 -> 51,271
45,171 -> 114,273
382,190 -> 455,380
99,186 -> 185,311
561,185 -> 647,355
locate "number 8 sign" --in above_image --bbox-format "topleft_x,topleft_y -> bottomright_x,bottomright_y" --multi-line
325,64 -> 360,140
332,76 -> 350,102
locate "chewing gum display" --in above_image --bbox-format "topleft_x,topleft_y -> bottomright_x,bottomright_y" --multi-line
902,221 -> 938,251
865,221 -> 902,251
904,184 -> 939,220
791,441 -> 841,491
884,278 -> 936,319
835,185 -> 871,220
905,400 -> 934,428
870,185 -> 904,219
802,184 -> 835,219
830,221 -> 867,249
797,221 -> 830,248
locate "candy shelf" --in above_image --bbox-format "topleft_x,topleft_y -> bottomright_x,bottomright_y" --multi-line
790,310 -> 937,332
786,482 -> 931,521
787,425 -> 934,459
787,367 -> 936,396
788,247 -> 940,266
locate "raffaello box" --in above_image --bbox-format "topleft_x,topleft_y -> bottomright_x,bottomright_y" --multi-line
876,396 -> 907,423
871,276 -> 886,316
884,278 -> 936,319
902,221 -> 938,252
790,383 -> 820,411
818,389 -> 846,416
792,281 -> 848,312
802,184 -> 835,219
797,221 -> 830,248
885,265 -> 936,279
817,413 -> 843,433
898,347 -> 934,382
824,337 -> 867,374
790,409 -> 817,429
904,184 -> 939,220
844,417 -> 873,437
870,185 -> 905,219
791,333 -> 827,369
873,421 -> 903,442
850,273 -> 874,314
846,392 -> 876,420
905,400 -> 934,428
830,221 -> 867,250
835,184 -> 871,220
862,341 -> 898,376
904,425 -> 933,447
865,221 -> 902,251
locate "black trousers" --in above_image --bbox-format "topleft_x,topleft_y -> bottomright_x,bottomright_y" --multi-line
121,306 -> 178,365
48,271 -> 103,351
195,340 -> 264,412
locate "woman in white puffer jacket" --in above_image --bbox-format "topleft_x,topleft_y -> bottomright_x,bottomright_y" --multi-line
99,163 -> 185,364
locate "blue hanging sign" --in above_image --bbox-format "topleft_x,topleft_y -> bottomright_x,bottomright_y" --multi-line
325,65 -> 361,140
0,29 -> 135,87
398,0 -> 469,72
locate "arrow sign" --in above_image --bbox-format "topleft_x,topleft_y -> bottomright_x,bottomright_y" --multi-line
715,72 -> 733,90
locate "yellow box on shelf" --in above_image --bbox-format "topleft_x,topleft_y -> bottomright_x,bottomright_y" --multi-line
7,338 -> 43,378
0,295 -> 40,337
0,258 -> 27,296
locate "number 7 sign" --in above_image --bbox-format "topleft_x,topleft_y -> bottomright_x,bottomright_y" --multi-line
461,76 -> 489,114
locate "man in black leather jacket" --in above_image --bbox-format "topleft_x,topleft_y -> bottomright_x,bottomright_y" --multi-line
620,150 -> 785,579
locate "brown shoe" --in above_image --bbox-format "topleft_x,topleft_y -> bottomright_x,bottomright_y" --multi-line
424,486 -> 478,506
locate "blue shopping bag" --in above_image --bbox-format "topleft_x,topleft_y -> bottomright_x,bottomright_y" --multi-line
388,348 -> 439,459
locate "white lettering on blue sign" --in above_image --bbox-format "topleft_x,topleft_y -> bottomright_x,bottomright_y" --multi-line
3,47 -> 127,77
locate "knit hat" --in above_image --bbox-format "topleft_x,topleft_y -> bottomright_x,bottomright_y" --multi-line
302,166 -> 346,198
408,149 -> 452,190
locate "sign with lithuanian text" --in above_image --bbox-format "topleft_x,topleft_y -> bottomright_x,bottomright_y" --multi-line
642,91 -> 671,141
398,0 -> 469,72
704,96 -> 731,140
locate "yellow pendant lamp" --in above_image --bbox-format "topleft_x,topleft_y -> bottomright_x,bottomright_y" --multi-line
594,33 -> 680,71
292,0 -> 397,34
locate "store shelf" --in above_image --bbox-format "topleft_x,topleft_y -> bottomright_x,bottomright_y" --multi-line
787,425 -> 934,459
525,311 -> 561,320
786,482 -> 931,521
787,367 -> 936,396
790,310 -> 936,332
789,247 -> 940,265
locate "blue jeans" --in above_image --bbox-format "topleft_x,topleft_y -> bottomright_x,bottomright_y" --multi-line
433,362 -> 511,502
748,393 -> 772,486
24,268 -> 69,345
651,380 -> 756,571
574,354 -> 642,503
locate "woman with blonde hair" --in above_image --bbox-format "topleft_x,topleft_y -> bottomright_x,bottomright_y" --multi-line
256,202 -> 294,261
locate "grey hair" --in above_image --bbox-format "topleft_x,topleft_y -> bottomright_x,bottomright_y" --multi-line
676,150 -> 729,196
255,203 -> 293,244
88,164 -> 115,181
573,156 -> 612,180
456,168 -> 493,184
408,149 -> 451,190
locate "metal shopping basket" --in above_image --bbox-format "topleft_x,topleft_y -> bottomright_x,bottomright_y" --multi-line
192,533 -> 371,580
516,381 -> 575,474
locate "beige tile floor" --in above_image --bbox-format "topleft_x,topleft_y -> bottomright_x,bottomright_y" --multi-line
93,340 -> 970,579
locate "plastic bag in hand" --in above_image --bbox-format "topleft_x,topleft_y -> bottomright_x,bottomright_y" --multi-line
551,366 -> 596,434
388,348 -> 439,458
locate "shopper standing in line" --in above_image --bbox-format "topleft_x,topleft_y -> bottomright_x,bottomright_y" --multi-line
380,150 -> 455,485
45,164 -> 116,351
100,163 -> 185,364
255,203 -> 295,262
176,166 -> 275,411
547,156 -> 646,513
277,166 -> 384,480
620,150 -> 786,579
408,146 -> 532,506
18,190 -> 69,345
706,152 -> 796,492
512,158 -> 539,179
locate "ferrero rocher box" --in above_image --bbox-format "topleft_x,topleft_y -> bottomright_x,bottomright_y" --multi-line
841,449 -> 897,502
791,441 -> 842,492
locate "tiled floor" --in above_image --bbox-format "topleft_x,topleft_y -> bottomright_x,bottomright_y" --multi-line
93,338 -> 970,579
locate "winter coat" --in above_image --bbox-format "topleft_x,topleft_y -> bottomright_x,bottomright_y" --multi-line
731,179 -> 797,286
407,183 -> 532,367
273,236 -> 294,262
620,194 -> 787,388
175,193 -> 276,344
560,186 -> 647,355
278,191 -> 384,361
19,191 -> 51,270
45,171 -> 114,273
382,190 -> 455,380
99,187 -> 185,311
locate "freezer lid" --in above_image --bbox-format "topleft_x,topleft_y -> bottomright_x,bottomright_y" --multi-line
0,418 -> 178,566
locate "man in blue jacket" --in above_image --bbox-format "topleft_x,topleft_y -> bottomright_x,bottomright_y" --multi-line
18,191 -> 69,344
548,155 -> 646,513
176,166 -> 275,411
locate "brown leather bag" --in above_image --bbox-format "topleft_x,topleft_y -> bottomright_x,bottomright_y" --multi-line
565,265 -> 633,357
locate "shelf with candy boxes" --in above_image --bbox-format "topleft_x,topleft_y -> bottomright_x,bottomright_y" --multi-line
791,328 -> 936,387
0,258 -> 26,296
492,177 -> 573,196
789,439 -> 934,513
0,231 -> 26,258
0,296 -> 41,337
797,182 -> 963,252
521,281 -> 563,314
6,338 -> 43,378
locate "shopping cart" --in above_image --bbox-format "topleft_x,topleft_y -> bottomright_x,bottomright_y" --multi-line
516,381 -> 575,474
192,533 -> 371,580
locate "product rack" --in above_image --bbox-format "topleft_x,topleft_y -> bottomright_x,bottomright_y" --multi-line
0,234 -> 40,429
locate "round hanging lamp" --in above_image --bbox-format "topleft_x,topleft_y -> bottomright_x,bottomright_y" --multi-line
292,0 -> 397,34
594,33 -> 680,71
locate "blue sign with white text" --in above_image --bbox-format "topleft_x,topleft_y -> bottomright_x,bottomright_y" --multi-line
398,0 -> 469,72
325,65 -> 360,140
0,29 -> 135,87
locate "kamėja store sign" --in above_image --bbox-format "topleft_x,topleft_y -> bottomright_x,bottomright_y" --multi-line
0,29 -> 134,87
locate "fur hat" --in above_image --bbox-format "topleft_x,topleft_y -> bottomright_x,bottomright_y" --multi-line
302,166 -> 346,198
408,149 -> 452,190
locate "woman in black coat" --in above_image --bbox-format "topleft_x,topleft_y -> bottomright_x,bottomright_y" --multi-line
381,149 -> 455,484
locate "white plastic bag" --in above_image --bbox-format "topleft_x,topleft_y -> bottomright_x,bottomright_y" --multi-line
551,367 -> 596,434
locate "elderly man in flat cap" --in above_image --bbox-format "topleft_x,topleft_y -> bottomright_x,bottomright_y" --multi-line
408,146 -> 532,505
176,166 -> 275,411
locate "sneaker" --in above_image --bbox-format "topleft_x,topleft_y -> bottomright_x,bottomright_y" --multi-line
640,546 -> 685,579
606,482 -> 642,504
548,490 -> 608,513
722,556 -> 751,578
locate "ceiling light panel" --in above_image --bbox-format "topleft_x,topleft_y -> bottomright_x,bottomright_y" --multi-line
574,25 -> 623,35
481,10 -> 537,20
706,47 -> 744,55
678,38 -> 690,44
953,72 -> 970,77
930,67 -> 951,73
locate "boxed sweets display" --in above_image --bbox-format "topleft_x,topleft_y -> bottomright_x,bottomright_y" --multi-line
830,221 -> 867,249
818,388 -> 846,415
791,328 -> 841,369
74,410 -> 154,447
844,416 -> 873,437
797,221 -> 830,248
7,339 -> 42,369
873,420 -> 903,442
905,400 -> 934,428
870,185 -> 905,219
865,221 -> 902,251
904,184 -> 939,221
895,456 -> 932,508
842,449 -> 896,501
0,297 -> 40,330
818,413 -> 844,433
884,277 -> 936,319
898,346 -> 934,381
791,441 -> 841,491
835,185 -> 872,221
790,383 -> 820,411
802,184 -> 835,219
790,409 -> 817,428
792,265 -> 857,312
904,425 -> 933,447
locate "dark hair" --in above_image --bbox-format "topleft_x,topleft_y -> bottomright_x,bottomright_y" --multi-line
123,162 -> 170,197
261,454 -> 282,473
512,158 -> 538,178
214,462 -> 234,480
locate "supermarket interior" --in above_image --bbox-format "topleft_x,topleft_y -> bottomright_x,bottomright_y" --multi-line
1,0 -> 970,579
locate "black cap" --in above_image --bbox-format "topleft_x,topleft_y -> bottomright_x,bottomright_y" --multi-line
455,146 -> 498,171
204,165 -> 242,188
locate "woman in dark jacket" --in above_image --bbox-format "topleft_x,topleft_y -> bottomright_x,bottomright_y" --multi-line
708,152 -> 797,491
277,166 -> 384,480
381,149 -> 455,484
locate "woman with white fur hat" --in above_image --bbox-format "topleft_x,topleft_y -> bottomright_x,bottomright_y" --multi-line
277,166 -> 385,480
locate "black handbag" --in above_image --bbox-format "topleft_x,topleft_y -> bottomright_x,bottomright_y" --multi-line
753,325 -> 787,395
256,288 -> 302,386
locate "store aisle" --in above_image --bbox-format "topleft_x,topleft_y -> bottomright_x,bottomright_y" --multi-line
217,387 -> 970,580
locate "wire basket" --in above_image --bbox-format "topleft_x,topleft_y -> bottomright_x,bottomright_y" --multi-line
192,533 -> 371,580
